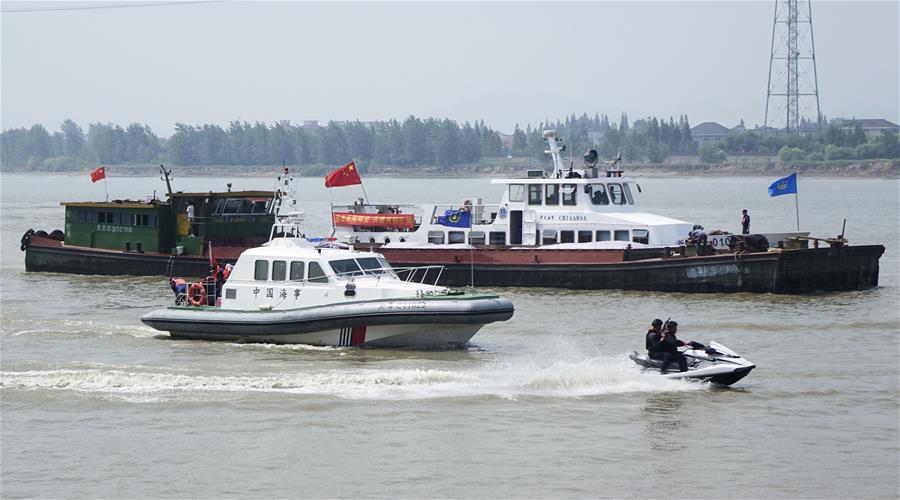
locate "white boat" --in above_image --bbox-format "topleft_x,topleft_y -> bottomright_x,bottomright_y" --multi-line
332,130 -> 805,251
141,170 -> 514,347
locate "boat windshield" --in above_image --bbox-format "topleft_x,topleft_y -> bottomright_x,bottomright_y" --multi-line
356,256 -> 396,277
329,259 -> 364,278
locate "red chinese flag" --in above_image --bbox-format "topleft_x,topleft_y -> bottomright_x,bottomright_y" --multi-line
324,161 -> 362,188
90,166 -> 106,183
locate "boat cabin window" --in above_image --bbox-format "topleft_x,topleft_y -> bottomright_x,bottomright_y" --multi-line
489,232 -> 506,245
560,230 -> 575,243
213,199 -> 225,215
308,262 -> 329,283
132,214 -> 150,226
357,257 -> 390,276
290,261 -> 305,281
509,184 -> 526,203
608,183 -> 627,205
623,184 -> 634,205
614,230 -> 630,241
578,230 -> 593,243
528,185 -> 542,205
78,210 -> 87,222
250,199 -> 270,215
448,231 -> 466,244
223,199 -> 246,214
427,231 -> 445,244
545,184 -> 560,205
272,260 -> 287,281
596,230 -> 611,241
468,231 -> 486,245
254,260 -> 269,281
542,230 -> 558,245
632,229 -> 649,245
590,184 -> 610,205
330,259 -> 364,278
562,184 -> 577,206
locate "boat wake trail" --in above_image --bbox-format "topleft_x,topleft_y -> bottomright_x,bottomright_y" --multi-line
0,354 -> 700,402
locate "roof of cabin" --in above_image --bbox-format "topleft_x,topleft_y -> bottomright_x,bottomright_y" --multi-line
61,201 -> 164,209
169,190 -> 276,199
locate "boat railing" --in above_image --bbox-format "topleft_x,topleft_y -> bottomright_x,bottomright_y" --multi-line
431,204 -> 502,226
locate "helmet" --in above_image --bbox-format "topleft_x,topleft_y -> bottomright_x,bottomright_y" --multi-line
652,319 -> 663,329
667,320 -> 678,328
692,224 -> 704,231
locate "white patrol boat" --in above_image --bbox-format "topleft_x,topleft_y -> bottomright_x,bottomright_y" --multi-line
141,170 -> 514,347
332,130 -> 802,251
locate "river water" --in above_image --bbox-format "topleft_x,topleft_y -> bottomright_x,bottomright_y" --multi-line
1,173 -> 898,498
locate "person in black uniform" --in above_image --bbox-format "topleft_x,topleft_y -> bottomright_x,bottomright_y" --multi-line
645,319 -> 664,355
651,320 -> 690,374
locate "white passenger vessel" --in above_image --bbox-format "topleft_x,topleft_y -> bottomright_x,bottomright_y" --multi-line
141,170 -> 514,346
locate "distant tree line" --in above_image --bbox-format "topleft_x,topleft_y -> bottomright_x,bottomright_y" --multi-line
3,115 -> 896,171
698,122 -> 899,163
0,117 -> 505,170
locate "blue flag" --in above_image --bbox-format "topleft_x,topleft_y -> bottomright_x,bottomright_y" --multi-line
768,172 -> 798,197
437,209 -> 471,228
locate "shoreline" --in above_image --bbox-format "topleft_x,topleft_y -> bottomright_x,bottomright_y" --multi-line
2,160 -> 897,178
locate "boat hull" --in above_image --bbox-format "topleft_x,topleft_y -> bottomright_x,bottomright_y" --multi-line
24,236 -> 239,277
141,296 -> 514,347
378,245 -> 884,294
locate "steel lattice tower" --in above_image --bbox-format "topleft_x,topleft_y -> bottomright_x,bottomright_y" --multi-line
764,0 -> 822,133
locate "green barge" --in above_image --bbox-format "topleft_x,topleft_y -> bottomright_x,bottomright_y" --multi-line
21,167 -> 278,278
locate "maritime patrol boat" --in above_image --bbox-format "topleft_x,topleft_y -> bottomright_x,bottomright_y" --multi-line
141,170 -> 514,347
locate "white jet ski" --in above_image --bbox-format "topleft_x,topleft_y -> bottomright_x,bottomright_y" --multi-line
630,342 -> 755,386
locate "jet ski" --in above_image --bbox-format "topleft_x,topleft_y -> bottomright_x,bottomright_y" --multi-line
630,342 -> 755,386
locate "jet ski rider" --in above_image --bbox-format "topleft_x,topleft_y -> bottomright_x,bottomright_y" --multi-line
647,320 -> 693,374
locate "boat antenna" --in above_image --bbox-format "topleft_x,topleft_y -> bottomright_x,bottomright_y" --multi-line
160,164 -> 174,198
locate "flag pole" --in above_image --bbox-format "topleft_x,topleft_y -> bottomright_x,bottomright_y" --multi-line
104,172 -> 109,202
794,169 -> 800,231
328,186 -> 336,236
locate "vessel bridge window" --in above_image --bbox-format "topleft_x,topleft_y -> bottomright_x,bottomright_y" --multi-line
589,184 -> 610,205
254,260 -> 269,281
272,260 -> 287,281
330,259 -> 364,278
290,261 -> 305,281
562,184 -> 577,206
623,184 -> 634,205
596,230 -> 611,241
448,231 -> 466,244
468,231 -> 486,245
608,183 -> 627,205
509,184 -> 526,203
545,184 -> 560,205
427,231 -> 445,244
560,230 -> 575,243
614,230 -> 630,241
578,230 -> 592,243
542,230 -> 558,245
632,229 -> 649,245
78,210 -> 87,222
308,262 -> 329,283
357,256 -> 396,277
489,232 -> 506,245
222,199 -> 247,215
528,185 -> 542,205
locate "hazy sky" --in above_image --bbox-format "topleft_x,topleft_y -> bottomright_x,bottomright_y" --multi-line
2,1 -> 898,136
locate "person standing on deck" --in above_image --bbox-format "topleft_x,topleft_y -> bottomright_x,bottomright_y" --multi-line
741,209 -> 750,235
186,201 -> 196,237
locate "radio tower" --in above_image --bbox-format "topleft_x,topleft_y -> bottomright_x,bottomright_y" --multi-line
764,0 -> 822,134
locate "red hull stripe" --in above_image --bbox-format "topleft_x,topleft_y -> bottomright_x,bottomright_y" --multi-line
350,326 -> 367,346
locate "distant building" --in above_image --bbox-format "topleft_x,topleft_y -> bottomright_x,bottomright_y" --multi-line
690,122 -> 734,144
497,132 -> 513,149
301,120 -> 319,129
834,118 -> 900,138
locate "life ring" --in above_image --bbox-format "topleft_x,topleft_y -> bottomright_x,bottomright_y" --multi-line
188,282 -> 207,306
20,228 -> 35,251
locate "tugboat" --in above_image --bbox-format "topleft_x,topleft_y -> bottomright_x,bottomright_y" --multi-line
141,170 -> 515,347
330,131 -> 884,294
21,165 -> 277,277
